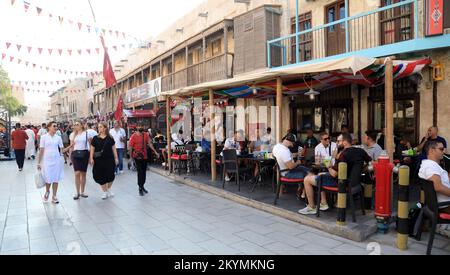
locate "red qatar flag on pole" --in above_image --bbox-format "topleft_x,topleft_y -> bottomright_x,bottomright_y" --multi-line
114,96 -> 123,122
100,36 -> 116,88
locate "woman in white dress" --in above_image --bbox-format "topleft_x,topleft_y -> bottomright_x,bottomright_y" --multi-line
37,121 -> 64,204
25,125 -> 36,159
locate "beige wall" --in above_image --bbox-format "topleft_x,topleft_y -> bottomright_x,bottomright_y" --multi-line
418,48 -> 450,143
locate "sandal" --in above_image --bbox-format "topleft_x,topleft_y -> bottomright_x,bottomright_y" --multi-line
80,194 -> 89,198
44,191 -> 50,202
52,197 -> 59,204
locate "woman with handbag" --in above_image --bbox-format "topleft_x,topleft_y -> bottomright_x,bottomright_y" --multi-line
129,125 -> 159,196
89,122 -> 119,199
63,121 -> 90,200
37,121 -> 64,204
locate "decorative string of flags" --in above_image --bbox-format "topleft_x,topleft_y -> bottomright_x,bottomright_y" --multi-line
10,79 -> 85,87
9,0 -> 142,43
0,40 -> 150,56
1,52 -> 103,76
10,85 -> 88,94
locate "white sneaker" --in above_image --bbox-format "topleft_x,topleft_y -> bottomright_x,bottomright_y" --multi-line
319,203 -> 329,211
298,205 -> 317,215
101,192 -> 108,200
225,175 -> 231,182
108,191 -> 115,198
119,171 -> 124,174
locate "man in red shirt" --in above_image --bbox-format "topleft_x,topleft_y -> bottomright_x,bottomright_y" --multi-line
11,123 -> 29,171
128,125 -> 159,196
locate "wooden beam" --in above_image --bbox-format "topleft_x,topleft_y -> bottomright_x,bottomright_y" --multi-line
166,96 -> 172,171
385,58 -> 394,162
209,88 -> 217,182
276,77 -> 283,143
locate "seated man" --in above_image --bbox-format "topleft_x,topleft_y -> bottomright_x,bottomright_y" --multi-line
272,133 -> 309,180
419,140 -> 450,214
314,132 -> 338,165
299,133 -> 372,215
363,130 -> 383,161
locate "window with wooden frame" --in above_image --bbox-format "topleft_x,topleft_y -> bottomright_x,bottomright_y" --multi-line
291,12 -> 313,63
380,0 -> 413,45
211,38 -> 222,57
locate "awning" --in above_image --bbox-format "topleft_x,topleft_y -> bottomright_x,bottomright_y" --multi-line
160,55 -> 377,96
123,109 -> 156,118
214,58 -> 431,98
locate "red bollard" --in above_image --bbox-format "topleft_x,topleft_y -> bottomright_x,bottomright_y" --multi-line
374,154 -> 394,233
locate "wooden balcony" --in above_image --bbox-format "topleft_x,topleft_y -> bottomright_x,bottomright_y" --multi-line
161,53 -> 233,92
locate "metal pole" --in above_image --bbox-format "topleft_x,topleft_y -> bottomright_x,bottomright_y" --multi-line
385,58 -> 394,162
166,96 -> 172,172
345,0 -> 349,52
276,77 -> 283,143
397,166 -> 410,250
295,0 -> 299,64
209,88 -> 216,182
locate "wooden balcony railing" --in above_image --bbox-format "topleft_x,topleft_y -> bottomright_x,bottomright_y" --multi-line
161,53 -> 233,92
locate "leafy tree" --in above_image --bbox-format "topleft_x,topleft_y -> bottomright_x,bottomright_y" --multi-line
0,66 -> 27,117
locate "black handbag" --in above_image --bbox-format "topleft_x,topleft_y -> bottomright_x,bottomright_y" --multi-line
93,137 -> 107,159
72,132 -> 89,160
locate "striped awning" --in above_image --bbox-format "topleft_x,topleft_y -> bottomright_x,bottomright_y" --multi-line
216,58 -> 431,98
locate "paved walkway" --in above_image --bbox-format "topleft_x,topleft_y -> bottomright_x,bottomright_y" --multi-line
0,158 -> 448,255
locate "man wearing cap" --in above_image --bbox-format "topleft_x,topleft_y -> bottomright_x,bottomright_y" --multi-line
272,133 -> 310,180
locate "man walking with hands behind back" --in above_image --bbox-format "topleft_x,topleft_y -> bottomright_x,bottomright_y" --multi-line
110,122 -> 126,175
11,123 -> 28,171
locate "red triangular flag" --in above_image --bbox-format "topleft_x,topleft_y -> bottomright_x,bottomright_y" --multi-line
1,53 -> 5,60
6,42 -> 11,49
49,13 -> 53,19
11,0 -> 15,5
32,64 -> 36,68
114,96 -> 123,122
48,49 -> 53,55
24,1 -> 30,12
77,22 -> 82,30
95,48 -> 100,54
100,37 -> 117,88
86,49 -> 91,55
56,81 -> 59,85
58,69 -> 61,73
9,56 -> 14,62
45,67 -> 49,71
62,80 -> 65,84
58,49 -> 63,55
64,70 -> 67,74
17,59 -> 21,64
16,44 -> 21,51
27,46 -> 32,53
67,49 -> 72,56
38,48 -> 43,54
77,49 -> 82,55
36,7 -> 42,15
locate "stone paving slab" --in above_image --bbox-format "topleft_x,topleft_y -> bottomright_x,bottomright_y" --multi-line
0,159 -> 448,255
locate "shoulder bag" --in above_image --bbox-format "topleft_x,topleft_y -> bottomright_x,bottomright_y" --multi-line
93,136 -> 107,159
133,134 -> 146,160
72,132 -> 89,159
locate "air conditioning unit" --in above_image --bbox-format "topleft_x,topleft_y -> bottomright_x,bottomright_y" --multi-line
444,28 -> 450,35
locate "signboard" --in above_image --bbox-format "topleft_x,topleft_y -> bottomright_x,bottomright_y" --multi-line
426,0 -> 444,36
124,77 -> 161,104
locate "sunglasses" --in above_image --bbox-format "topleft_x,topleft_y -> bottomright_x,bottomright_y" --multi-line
323,137 -> 330,141
435,147 -> 445,152
52,125 -> 58,128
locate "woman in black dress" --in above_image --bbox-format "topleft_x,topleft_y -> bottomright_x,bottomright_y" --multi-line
89,122 -> 119,200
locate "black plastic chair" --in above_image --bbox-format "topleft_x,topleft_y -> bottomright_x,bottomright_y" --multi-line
316,161 -> 365,222
222,149 -> 249,191
414,179 -> 450,255
272,157 -> 304,205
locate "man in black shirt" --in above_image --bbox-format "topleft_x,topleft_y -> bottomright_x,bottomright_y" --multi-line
299,133 -> 372,215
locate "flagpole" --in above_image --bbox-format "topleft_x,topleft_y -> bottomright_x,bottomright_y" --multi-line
87,0 -> 97,23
